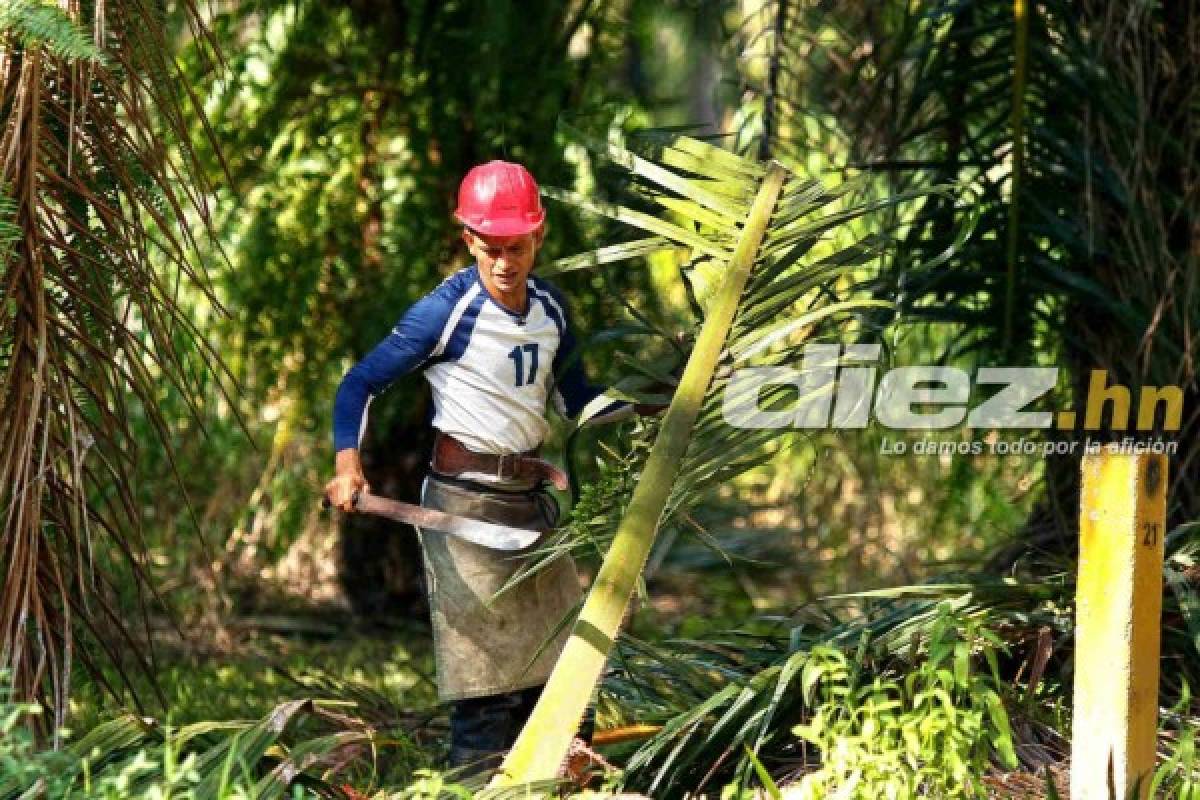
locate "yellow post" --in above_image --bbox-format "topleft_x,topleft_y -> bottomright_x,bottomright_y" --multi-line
1071,450 -> 1167,800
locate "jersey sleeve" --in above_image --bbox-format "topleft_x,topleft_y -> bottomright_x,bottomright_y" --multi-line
332,272 -> 467,451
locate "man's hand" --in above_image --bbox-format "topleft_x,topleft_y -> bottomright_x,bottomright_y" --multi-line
325,448 -> 369,512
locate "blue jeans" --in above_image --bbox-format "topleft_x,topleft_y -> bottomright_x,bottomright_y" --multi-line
449,684 -> 595,772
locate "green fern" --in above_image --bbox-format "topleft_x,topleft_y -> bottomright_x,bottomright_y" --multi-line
0,689 -> 380,799
0,0 -> 106,63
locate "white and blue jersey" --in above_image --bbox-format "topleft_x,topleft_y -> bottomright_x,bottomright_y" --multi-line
333,265 -> 623,457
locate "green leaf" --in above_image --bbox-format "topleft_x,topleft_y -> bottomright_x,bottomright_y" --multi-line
0,0 -> 107,63
984,692 -> 1018,770
731,300 -> 893,361
542,186 -> 732,260
743,745 -> 782,800
559,122 -> 756,220
542,237 -> 675,275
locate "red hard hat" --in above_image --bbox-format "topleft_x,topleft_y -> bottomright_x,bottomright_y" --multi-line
454,160 -> 546,236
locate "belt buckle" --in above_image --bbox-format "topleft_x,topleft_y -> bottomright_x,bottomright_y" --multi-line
496,453 -> 518,481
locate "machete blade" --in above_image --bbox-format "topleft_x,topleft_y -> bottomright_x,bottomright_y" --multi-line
346,492 -> 541,551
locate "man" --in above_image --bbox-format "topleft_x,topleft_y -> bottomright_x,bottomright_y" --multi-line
325,160 -> 623,770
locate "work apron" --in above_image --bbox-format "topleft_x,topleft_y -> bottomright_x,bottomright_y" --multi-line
418,475 -> 583,701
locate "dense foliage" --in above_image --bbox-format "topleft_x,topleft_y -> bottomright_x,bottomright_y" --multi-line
1,0 -> 1197,797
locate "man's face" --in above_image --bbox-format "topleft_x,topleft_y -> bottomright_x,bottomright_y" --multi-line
463,226 -> 544,300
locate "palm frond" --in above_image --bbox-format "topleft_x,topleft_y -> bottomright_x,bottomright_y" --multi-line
745,0 -> 1200,537
608,583 -> 1067,796
495,143 -> 788,786
0,185 -> 16,259
0,0 -> 106,63
0,692 -> 386,799
0,0 -> 231,730
485,127 -> 963,785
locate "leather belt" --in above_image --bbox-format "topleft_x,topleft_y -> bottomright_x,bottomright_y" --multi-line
431,432 -> 569,491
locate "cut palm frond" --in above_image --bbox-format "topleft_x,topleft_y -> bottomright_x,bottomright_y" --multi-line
486,129 -> 960,787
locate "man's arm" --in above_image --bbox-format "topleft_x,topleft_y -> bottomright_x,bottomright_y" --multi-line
326,273 -> 468,510
539,282 -> 638,425
553,325 -> 632,423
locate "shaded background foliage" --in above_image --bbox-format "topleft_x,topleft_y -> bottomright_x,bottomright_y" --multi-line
779,0 -> 1200,549
161,0 -> 667,619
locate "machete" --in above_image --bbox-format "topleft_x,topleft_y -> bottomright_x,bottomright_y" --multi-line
323,491 -> 540,551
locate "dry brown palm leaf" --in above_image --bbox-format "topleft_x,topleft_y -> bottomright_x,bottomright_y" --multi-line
0,0 -> 230,736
